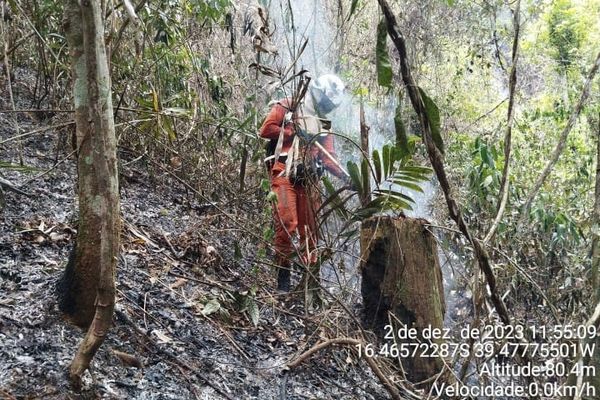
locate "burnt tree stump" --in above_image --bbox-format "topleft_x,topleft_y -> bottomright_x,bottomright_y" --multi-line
360,215 -> 446,384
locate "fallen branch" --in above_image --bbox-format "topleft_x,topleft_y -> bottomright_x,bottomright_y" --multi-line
287,337 -> 402,400
519,50 -> 600,226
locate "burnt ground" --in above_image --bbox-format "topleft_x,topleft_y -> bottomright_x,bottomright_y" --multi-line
0,90 -> 390,399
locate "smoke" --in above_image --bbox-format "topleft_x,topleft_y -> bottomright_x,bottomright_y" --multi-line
267,1 -> 400,167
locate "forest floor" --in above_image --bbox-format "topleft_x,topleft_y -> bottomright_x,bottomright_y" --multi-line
0,79 -> 392,399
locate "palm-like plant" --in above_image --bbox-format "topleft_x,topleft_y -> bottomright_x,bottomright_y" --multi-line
321,143 -> 431,222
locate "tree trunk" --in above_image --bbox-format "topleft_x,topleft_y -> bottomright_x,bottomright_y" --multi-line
59,0 -> 120,388
360,215 -> 446,384
58,0 -> 96,329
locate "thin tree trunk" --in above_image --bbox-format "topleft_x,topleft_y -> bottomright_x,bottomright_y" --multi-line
377,0 -> 512,326
58,0 -> 100,329
62,0 -> 120,388
484,0 -> 520,244
519,50 -> 600,226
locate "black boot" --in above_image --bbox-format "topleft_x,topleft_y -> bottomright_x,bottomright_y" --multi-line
277,267 -> 291,292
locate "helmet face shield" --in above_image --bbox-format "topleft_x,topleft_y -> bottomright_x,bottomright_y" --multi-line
310,74 -> 345,115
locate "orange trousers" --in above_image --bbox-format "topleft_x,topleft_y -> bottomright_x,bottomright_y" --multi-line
270,161 -> 319,266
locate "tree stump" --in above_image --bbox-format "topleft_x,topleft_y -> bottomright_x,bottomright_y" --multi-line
360,215 -> 445,384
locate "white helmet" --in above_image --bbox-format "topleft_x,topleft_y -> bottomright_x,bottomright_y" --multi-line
309,74 -> 345,115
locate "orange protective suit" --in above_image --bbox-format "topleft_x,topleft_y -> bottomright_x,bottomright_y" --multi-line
260,99 -> 345,268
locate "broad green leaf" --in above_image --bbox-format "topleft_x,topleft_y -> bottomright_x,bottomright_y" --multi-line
348,0 -> 359,20
386,196 -> 413,211
361,158 -> 370,198
347,161 -> 363,196
374,190 -> 413,210
260,178 -> 270,192
372,149 -> 382,184
321,176 -> 350,220
393,176 -> 425,185
397,166 -> 433,174
418,87 -> 444,154
395,98 -> 409,158
376,19 -> 393,88
391,180 -> 424,193
375,188 -> 415,203
480,146 -> 494,168
382,144 -> 391,178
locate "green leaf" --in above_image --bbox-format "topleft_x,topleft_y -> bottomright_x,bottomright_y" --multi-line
348,0 -> 359,20
260,178 -> 270,192
375,188 -> 415,203
361,158 -> 370,197
382,144 -> 391,178
418,87 -> 444,154
321,176 -> 350,220
391,180 -> 424,193
480,146 -> 494,168
376,19 -> 393,88
347,161 -> 363,196
372,149 -> 382,184
373,190 -> 413,210
393,175 -> 424,184
394,98 -> 409,158
397,166 -> 433,174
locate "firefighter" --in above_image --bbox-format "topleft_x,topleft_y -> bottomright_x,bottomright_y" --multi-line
259,74 -> 348,292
